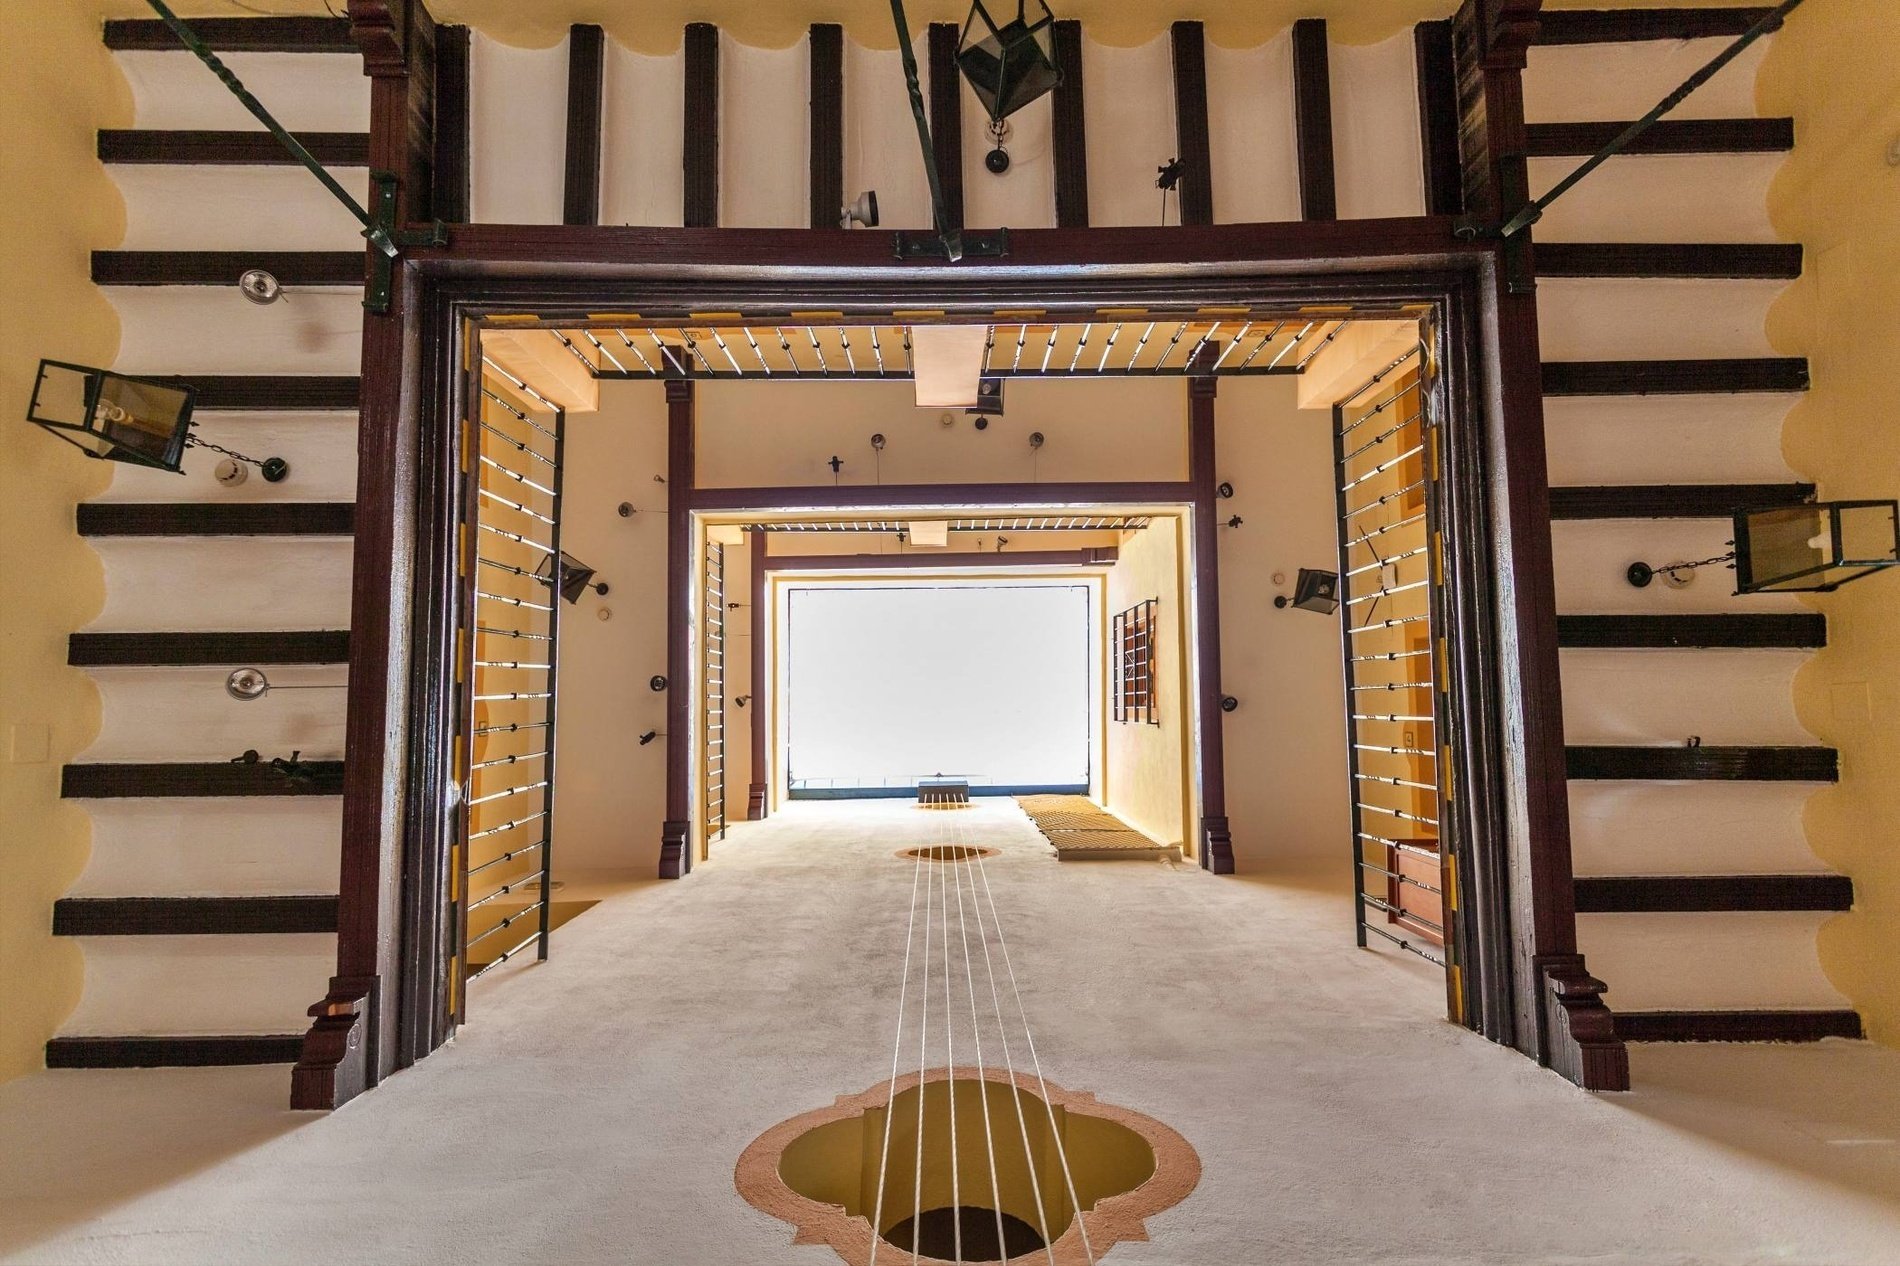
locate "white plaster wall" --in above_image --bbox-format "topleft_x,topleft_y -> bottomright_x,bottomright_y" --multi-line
1205,34 -> 1301,226
600,40 -> 686,227
1543,394 -> 1798,487
844,37 -> 932,231
1537,277 -> 1786,362
80,667 -> 346,763
1529,154 -> 1783,243
107,288 -> 364,376
1524,37 -> 1772,124
112,166 -> 371,250
86,538 -> 354,632
1577,911 -> 1848,1011
1082,35 -> 1176,228
694,377 -> 1188,489
115,51 -> 369,131
72,800 -> 343,899
720,36 -> 807,229
1569,782 -> 1821,878
1330,32 -> 1426,220
470,33 -> 568,225
58,935 -> 337,1036
962,80 -> 1056,230
1552,520 -> 1807,614
97,414 -> 359,503
1559,649 -> 1813,747
1214,378 -> 1350,866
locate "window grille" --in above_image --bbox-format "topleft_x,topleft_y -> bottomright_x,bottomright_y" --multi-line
1111,598 -> 1159,725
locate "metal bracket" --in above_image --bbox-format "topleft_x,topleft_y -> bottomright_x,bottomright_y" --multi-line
1450,215 -> 1535,296
893,227 -> 1011,262
363,171 -> 449,315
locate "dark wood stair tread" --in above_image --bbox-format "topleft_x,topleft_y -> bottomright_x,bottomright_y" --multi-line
46,1034 -> 307,1068
1575,874 -> 1852,913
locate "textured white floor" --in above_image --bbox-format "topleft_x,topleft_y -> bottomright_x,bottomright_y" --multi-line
2,800 -> 1897,1265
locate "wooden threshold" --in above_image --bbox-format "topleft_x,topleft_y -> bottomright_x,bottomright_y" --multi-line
1542,358 -> 1808,396
1555,614 -> 1826,649
1616,1009 -> 1862,1043
1535,242 -> 1802,279
78,503 -> 355,538
1526,118 -> 1793,156
1566,745 -> 1838,782
46,1034 -> 308,1068
93,250 -> 362,287
98,129 -> 370,166
1575,873 -> 1853,913
69,631 -> 350,667
53,896 -> 339,936
63,761 -> 346,799
1547,483 -> 1813,519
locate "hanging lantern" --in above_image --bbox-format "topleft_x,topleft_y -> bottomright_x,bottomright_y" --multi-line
1275,567 -> 1341,614
534,550 -> 608,604
956,0 -> 1062,125
26,360 -> 192,473
1733,500 -> 1899,593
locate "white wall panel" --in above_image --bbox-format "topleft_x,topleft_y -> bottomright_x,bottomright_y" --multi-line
81,667 -> 346,763
720,36 -> 807,228
59,935 -> 336,1036
1552,520 -> 1807,614
1331,33 -> 1426,220
1082,35 -> 1176,228
107,289 -> 364,377
962,84 -> 1056,230
1537,277 -> 1786,363
1544,394 -> 1797,487
1559,648 -> 1812,746
88,538 -> 354,632
1529,154 -> 1782,243
116,51 -> 369,132
1578,912 -> 1847,1011
600,40 -> 685,227
844,38 -> 932,231
73,799 -> 343,898
97,415 -> 358,504
1570,782 -> 1821,877
112,166 -> 371,250
1205,35 -> 1301,226
470,34 -> 568,225
1524,37 -> 1771,124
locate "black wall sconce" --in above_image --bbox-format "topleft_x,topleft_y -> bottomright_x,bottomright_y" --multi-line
1220,695 -> 1239,713
649,675 -> 669,692
734,695 -> 752,708
535,550 -> 609,603
1275,567 -> 1341,614
1627,500 -> 1899,593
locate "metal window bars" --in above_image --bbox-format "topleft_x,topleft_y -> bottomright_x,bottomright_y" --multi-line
1329,341 -> 1460,996
703,539 -> 728,846
1111,598 -> 1159,726
446,366 -> 568,1022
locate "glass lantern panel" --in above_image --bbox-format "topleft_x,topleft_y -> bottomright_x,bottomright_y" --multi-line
29,361 -> 97,428
95,376 -> 189,464
1839,502 -> 1900,566
1740,505 -> 1830,589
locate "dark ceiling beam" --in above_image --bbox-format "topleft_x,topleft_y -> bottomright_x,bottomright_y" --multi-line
1526,117 -> 1792,156
682,23 -> 720,228
1547,482 -> 1813,520
1566,745 -> 1838,782
47,1035 -> 308,1069
927,23 -> 965,232
1555,614 -> 1825,650
689,480 -> 1195,513
54,896 -> 340,937
1542,358 -> 1809,396
69,631 -> 351,667
1535,8 -> 1781,44
563,25 -> 605,226
1536,242 -> 1803,279
1290,18 -> 1337,221
98,130 -> 369,166
763,548 -> 1117,571
432,25 -> 471,222
1575,873 -> 1853,913
188,376 -> 362,411
104,17 -> 355,52
92,250 -> 361,287
1615,1009 -> 1861,1043
809,24 -> 845,229
77,503 -> 356,538
1050,19 -> 1089,228
1413,20 -> 1462,217
63,761 -> 346,798
1168,22 -> 1214,226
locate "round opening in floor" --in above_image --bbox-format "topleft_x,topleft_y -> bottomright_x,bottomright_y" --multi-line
737,1069 -> 1199,1264
896,845 -> 998,864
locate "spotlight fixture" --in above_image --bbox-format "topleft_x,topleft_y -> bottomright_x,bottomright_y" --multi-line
1156,158 -> 1184,191
238,268 -> 283,305
618,501 -> 636,518
1275,567 -> 1340,614
956,0 -> 1062,126
965,377 -> 1004,417
1626,500 -> 1898,594
638,730 -> 661,746
1028,431 -> 1045,449
649,675 -> 669,692
1217,481 -> 1235,499
225,667 -> 345,701
1225,515 -> 1244,529
1220,695 -> 1239,713
534,550 -> 608,604
840,190 -> 880,228
870,433 -> 886,451
734,695 -> 752,708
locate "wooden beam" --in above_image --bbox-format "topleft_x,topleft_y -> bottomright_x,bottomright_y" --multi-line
189,376 -> 361,411
1536,8 -> 1780,45
562,25 -> 605,226
1290,19 -> 1337,221
763,548 -> 1116,571
689,481 -> 1195,513
63,761 -> 346,798
54,896 -> 340,936
1189,369 -> 1232,872
1414,20 -> 1462,217
1615,1009 -> 1862,1043
1555,614 -> 1825,650
1547,482 -> 1813,520
683,23 -> 720,228
104,17 -> 355,52
1542,358 -> 1809,396
1050,19 -> 1088,228
1169,22 -> 1214,226
1536,242 -> 1803,280
747,529 -> 768,820
98,130 -> 370,166
77,503 -> 355,537
927,23 -> 964,232
809,24 -> 844,230
660,380 -> 696,878
1526,118 -> 1792,156
69,631 -> 351,666
1566,745 -> 1839,782
432,26 -> 471,222
46,1035 -> 307,1068
92,250 -> 361,287
1575,874 -> 1853,913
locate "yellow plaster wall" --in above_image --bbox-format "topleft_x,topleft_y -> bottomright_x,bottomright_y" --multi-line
0,1 -> 129,1083
1758,0 -> 1900,1046
1102,515 -> 1189,852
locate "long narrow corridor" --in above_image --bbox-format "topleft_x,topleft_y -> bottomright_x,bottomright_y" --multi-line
3,801 -> 1897,1264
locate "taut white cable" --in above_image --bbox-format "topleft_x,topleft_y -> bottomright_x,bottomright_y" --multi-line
941,833 -> 962,1264
909,812 -> 937,1265
973,846 -> 1097,1264
867,845 -> 926,1266
950,808 -> 1012,1261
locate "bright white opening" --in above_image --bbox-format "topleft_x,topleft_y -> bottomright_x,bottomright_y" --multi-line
786,584 -> 1091,793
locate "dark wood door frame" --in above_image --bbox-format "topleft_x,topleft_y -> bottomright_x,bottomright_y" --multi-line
296,215 -> 1624,1106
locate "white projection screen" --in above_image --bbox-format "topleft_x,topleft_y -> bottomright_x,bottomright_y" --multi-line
786,584 -> 1091,792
